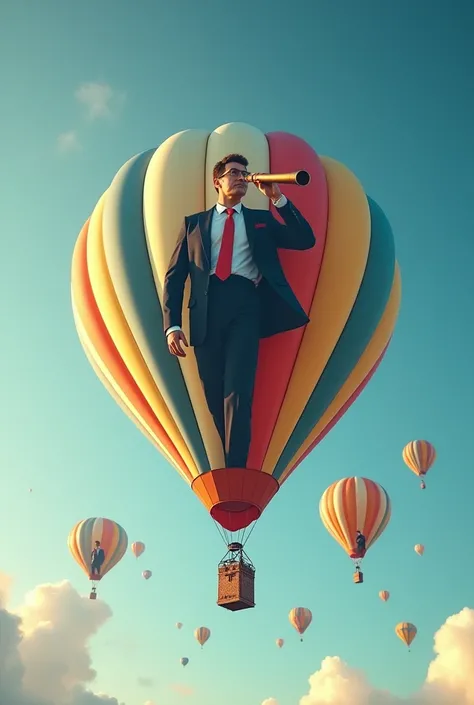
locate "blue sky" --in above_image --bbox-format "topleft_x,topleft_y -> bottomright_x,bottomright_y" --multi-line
1,2 -> 474,704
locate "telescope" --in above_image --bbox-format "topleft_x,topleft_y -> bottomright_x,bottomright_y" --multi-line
244,170 -> 311,186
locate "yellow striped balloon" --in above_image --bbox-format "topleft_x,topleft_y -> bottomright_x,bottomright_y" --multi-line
71,121 -> 401,534
402,440 -> 436,489
194,626 -> 211,647
289,607 -> 312,640
68,517 -> 128,581
395,622 -> 417,649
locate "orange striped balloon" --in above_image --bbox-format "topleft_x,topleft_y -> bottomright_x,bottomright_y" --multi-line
194,626 -> 211,647
319,477 -> 391,560
131,541 -> 145,558
68,517 -> 128,581
379,590 -> 390,602
402,440 -> 436,485
395,622 -> 417,648
289,607 -> 312,639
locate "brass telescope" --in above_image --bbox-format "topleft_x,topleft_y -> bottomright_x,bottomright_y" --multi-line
244,170 -> 311,186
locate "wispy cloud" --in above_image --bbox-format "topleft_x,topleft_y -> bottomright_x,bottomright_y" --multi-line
75,81 -> 126,121
137,677 -> 154,688
57,130 -> 81,153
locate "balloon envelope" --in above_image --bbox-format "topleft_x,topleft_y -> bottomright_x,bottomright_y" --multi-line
68,517 -> 128,580
379,590 -> 390,602
71,121 -> 401,532
289,607 -> 312,635
131,541 -> 145,558
319,477 -> 391,559
395,622 -> 417,647
194,627 -> 210,646
142,570 -> 152,579
403,440 -> 436,477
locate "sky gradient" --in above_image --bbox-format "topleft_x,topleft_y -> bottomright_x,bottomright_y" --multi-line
1,2 -> 474,704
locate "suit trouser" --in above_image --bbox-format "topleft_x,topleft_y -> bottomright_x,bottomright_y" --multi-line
193,274 -> 260,468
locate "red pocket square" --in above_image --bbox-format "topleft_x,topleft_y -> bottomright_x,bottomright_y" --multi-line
255,223 -> 267,229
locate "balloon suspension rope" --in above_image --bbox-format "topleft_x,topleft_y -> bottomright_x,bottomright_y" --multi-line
212,518 -> 258,549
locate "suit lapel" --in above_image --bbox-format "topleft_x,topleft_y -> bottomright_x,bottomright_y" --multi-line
198,207 -> 214,269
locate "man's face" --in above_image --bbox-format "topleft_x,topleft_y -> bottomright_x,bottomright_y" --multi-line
215,161 -> 249,199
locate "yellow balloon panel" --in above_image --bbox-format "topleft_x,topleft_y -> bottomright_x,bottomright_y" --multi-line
262,157 -> 371,474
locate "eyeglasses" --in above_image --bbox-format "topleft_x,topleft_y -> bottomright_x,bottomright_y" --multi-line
218,168 -> 250,179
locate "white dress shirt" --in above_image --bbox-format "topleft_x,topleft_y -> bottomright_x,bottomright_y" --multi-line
166,193 -> 288,336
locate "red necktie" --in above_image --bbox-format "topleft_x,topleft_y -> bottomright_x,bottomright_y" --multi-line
215,207 -> 235,280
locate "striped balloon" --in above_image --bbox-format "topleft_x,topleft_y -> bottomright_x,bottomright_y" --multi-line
71,121 -> 401,533
68,517 -> 128,581
395,622 -> 417,648
379,590 -> 390,602
319,477 -> 391,561
403,440 -> 436,486
276,638 -> 284,648
194,626 -> 211,647
289,607 -> 312,639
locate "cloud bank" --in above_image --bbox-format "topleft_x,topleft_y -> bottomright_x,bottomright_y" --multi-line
261,607 -> 474,705
0,572 -> 124,705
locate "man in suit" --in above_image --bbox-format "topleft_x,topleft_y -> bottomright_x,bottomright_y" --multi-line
163,153 -> 316,469
90,540 -> 105,578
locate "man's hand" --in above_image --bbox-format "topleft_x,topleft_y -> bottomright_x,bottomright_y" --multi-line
167,330 -> 188,357
252,176 -> 282,202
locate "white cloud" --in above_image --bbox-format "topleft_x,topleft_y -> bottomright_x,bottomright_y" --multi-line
0,572 -> 124,705
57,130 -> 81,153
74,82 -> 125,121
260,607 -> 474,705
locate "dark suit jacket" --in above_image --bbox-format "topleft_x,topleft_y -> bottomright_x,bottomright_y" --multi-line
162,199 -> 316,347
91,548 -> 105,565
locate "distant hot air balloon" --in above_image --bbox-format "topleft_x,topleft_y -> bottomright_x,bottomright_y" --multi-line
70,121 -> 401,550
414,544 -> 424,556
319,477 -> 391,583
194,627 -> 211,648
395,622 -> 417,650
402,440 -> 436,489
142,570 -> 152,579
68,517 -> 128,600
276,638 -> 284,648
180,657 -> 189,667
379,590 -> 390,602
131,541 -> 145,558
176,622 -> 183,629
289,608 -> 312,641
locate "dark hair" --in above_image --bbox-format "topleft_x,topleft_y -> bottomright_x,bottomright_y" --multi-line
213,153 -> 248,192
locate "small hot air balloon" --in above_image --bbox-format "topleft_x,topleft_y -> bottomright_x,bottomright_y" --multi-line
68,517 -> 128,600
142,570 -> 152,579
402,440 -> 436,489
379,590 -> 390,602
180,657 -> 189,667
276,638 -> 284,648
395,622 -> 417,650
131,541 -> 145,558
319,477 -> 391,584
289,608 -> 312,641
414,544 -> 424,556
194,626 -> 211,648
71,121 -> 401,598
176,622 -> 183,629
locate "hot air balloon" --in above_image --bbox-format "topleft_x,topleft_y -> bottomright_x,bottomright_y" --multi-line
414,544 -> 424,556
71,121 -> 401,603
68,517 -> 128,600
319,477 -> 391,584
131,541 -> 145,558
194,627 -> 211,648
379,590 -> 390,602
276,638 -> 284,648
180,657 -> 189,667
402,440 -> 436,489
176,622 -> 183,629
289,607 -> 312,641
395,622 -> 417,650
142,570 -> 152,579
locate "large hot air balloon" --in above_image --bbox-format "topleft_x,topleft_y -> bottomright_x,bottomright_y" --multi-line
289,607 -> 312,641
68,517 -> 128,599
194,626 -> 211,648
402,440 -> 436,489
395,622 -> 417,650
319,477 -> 391,583
71,121 -> 401,581
131,541 -> 145,558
